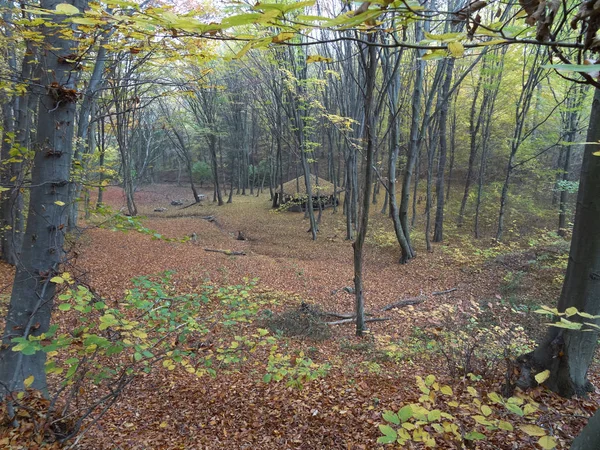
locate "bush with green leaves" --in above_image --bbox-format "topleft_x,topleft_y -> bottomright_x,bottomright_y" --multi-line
378,375 -> 558,449
5,273 -> 284,444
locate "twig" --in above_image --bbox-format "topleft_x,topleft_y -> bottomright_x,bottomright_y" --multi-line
326,317 -> 391,325
204,248 -> 246,256
432,288 -> 457,296
381,296 -> 426,311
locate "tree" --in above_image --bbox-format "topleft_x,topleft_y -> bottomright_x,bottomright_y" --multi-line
0,0 -> 88,398
518,87 -> 600,398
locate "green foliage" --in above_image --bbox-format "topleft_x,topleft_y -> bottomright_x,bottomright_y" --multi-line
534,305 -> 600,332
92,205 -> 189,242
378,375 -> 557,449
384,305 -> 534,378
263,349 -> 330,389
554,179 -> 579,194
8,274 -> 288,442
192,160 -> 212,184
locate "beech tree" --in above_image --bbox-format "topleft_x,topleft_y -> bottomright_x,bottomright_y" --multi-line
0,0 -> 89,397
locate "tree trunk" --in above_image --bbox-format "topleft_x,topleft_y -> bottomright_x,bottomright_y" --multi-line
354,36 -> 376,336
0,0 -> 88,399
433,58 -> 454,243
571,408 -> 600,450
398,20 -> 424,260
209,134 -> 223,206
518,88 -> 600,398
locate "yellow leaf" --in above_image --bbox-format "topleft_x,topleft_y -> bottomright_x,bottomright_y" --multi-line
498,420 -> 514,431
538,436 -> 557,449
565,307 -> 578,317
54,200 -> 66,206
481,405 -> 492,417
306,55 -> 333,64
448,41 -> 464,57
467,386 -> 478,397
55,3 -> 80,15
272,32 -> 295,43
50,276 -> 64,284
519,424 -> 546,437
593,151 -> 600,156
535,370 -> 550,384
24,375 -> 34,388
440,385 -> 453,395
159,422 -> 168,428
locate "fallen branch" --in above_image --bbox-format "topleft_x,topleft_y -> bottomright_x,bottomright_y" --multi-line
204,248 -> 246,256
381,296 -> 426,311
201,216 -> 216,222
180,201 -> 201,210
326,317 -> 391,325
432,288 -> 457,296
321,311 -> 375,319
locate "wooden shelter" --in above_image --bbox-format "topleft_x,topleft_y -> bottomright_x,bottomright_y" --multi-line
275,175 -> 338,211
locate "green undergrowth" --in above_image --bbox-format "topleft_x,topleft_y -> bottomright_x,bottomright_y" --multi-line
5,273 -> 331,445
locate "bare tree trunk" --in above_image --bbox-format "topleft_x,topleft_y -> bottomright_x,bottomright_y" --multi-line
433,58 -> 454,243
518,88 -> 600,398
0,0 -> 88,398
354,36 -> 377,336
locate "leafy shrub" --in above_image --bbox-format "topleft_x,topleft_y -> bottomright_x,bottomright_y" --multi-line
3,274 -> 280,445
263,349 -> 330,389
401,305 -> 535,378
378,375 -> 558,449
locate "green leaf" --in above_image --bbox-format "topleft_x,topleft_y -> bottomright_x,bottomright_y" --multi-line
534,370 -> 550,384
549,319 -> 582,330
382,411 -> 400,425
498,421 -> 514,431
487,392 -> 503,404
50,276 -> 64,284
481,405 -> 493,417
378,424 -> 397,442
464,431 -> 486,441
538,435 -> 557,449
55,3 -> 80,15
424,31 -> 465,42
519,424 -> 546,437
424,374 -> 436,386
398,405 -> 413,423
263,373 -> 272,383
427,409 -> 442,422
440,385 -> 453,395
565,307 -> 578,317
58,303 -> 71,311
505,403 -> 524,416
448,41 -> 464,57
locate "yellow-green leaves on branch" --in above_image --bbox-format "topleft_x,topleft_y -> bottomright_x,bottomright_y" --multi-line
447,41 -> 465,57
306,54 -> 333,64
55,3 -> 80,15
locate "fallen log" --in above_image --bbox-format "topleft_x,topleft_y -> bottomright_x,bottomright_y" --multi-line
204,248 -> 246,256
381,296 -> 426,311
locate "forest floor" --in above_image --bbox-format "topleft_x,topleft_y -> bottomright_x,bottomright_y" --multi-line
2,183 -> 599,449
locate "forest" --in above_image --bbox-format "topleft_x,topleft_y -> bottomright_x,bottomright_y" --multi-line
0,0 -> 599,448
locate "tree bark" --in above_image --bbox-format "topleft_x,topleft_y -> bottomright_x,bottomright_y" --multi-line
354,35 -> 377,336
433,58 -> 455,243
0,0 -> 88,398
518,88 -> 600,398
